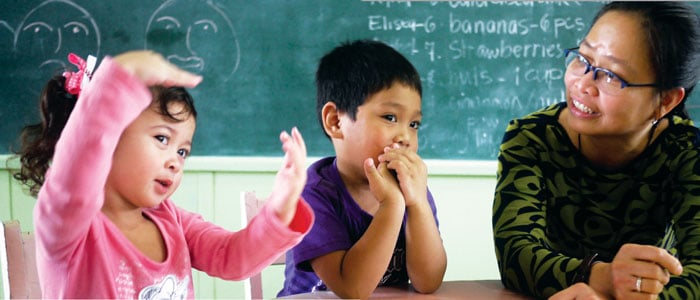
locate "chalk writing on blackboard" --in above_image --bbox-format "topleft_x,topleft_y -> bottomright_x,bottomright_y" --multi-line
4,1 -> 700,159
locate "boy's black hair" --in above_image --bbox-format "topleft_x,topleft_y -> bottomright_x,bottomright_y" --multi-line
315,39 -> 422,137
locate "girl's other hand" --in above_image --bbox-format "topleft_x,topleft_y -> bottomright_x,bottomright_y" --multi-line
268,127 -> 307,225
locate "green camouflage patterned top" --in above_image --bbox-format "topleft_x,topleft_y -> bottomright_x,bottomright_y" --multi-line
493,102 -> 700,299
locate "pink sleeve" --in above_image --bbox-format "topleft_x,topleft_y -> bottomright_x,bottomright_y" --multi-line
33,57 -> 151,261
185,198 -> 314,280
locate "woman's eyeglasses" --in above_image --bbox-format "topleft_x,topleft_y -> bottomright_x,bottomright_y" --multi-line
564,47 -> 658,95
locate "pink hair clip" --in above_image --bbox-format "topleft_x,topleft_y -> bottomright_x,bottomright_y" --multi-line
63,53 -> 96,96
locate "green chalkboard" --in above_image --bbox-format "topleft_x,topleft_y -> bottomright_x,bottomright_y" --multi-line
2,1 -> 700,160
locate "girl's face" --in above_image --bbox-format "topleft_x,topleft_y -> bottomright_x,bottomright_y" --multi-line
336,83 -> 422,179
564,10 -> 660,138
106,102 -> 196,209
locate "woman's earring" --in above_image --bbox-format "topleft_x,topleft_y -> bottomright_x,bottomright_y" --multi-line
652,118 -> 659,126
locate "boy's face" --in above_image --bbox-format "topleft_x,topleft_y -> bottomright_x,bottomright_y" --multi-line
336,83 -> 422,174
105,102 -> 196,209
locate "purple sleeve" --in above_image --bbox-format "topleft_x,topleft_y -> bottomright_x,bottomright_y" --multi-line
291,184 -> 354,271
427,189 -> 440,228
292,185 -> 440,272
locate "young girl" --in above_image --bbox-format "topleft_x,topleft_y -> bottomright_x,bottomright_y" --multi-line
12,50 -> 313,298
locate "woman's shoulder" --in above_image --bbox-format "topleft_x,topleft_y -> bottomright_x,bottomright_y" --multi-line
504,102 -> 566,134
670,114 -> 697,129
665,115 -> 700,148
515,102 -> 565,123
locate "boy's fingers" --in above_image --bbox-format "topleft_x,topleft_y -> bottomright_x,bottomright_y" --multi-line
364,158 -> 381,183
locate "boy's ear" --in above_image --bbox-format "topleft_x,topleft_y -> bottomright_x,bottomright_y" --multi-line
321,102 -> 343,138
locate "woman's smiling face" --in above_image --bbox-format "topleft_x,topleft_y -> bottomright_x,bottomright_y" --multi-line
564,10 -> 660,138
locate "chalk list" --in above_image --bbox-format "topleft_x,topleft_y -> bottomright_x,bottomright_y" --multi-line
361,1 -> 590,159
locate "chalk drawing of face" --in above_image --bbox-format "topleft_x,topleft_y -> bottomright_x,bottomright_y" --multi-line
146,0 -> 240,82
0,20 -> 15,56
0,21 -> 13,57
14,0 -> 100,75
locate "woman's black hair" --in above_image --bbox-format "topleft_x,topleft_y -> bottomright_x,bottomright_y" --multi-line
592,2 -> 700,118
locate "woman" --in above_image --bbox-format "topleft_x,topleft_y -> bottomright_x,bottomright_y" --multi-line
492,2 -> 700,299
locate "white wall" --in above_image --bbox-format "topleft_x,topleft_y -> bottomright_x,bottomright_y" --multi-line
0,155 -> 499,299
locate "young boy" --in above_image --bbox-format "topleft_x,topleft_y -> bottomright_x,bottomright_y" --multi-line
278,39 -> 446,299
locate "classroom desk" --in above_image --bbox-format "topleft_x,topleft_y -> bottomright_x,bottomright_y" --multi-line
277,280 -> 534,299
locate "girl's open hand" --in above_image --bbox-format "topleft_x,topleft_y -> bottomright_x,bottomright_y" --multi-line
268,127 -> 307,225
